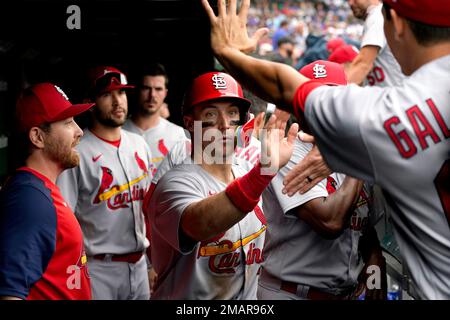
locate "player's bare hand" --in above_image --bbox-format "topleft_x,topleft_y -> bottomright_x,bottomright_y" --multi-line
260,114 -> 298,174
282,144 -> 332,196
201,0 -> 269,55
297,130 -> 315,143
148,267 -> 158,295
253,108 -> 290,140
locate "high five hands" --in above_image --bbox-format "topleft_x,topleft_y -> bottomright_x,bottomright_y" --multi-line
201,0 -> 268,55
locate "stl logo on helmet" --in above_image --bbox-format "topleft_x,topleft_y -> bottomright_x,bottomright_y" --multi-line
313,64 -> 327,79
211,74 -> 228,90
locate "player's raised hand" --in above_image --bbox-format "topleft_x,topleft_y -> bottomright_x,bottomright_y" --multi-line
251,112 -> 264,138
201,0 -> 268,55
259,114 -> 298,175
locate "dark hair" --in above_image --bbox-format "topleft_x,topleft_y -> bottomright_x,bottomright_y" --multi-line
280,20 -> 289,28
277,37 -> 295,47
383,2 -> 450,46
138,63 -> 169,88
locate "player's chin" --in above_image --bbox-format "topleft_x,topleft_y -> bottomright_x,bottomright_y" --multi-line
110,116 -> 127,127
62,152 -> 80,169
145,104 -> 159,111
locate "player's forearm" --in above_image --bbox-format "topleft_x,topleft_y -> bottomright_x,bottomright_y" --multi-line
297,177 -> 363,238
347,46 -> 378,84
181,192 -> 247,241
181,161 -> 274,241
323,177 -> 364,224
347,59 -> 373,85
216,47 -> 308,111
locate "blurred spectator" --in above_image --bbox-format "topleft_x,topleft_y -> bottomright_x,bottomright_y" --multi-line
295,34 -> 328,70
271,20 -> 290,50
269,37 -> 295,66
247,1 -> 363,70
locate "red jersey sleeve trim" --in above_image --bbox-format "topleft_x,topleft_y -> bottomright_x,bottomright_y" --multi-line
293,81 -> 325,120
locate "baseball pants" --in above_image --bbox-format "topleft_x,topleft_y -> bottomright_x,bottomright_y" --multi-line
88,255 -> 150,300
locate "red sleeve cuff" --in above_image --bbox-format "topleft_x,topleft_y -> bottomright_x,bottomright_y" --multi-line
293,81 -> 325,120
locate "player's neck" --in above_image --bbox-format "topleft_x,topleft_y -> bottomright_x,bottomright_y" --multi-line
133,112 -> 161,131
406,42 -> 450,75
90,123 -> 122,141
25,154 -> 63,184
199,163 -> 234,185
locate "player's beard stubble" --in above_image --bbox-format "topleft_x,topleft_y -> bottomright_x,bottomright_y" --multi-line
93,105 -> 127,128
44,135 -> 81,170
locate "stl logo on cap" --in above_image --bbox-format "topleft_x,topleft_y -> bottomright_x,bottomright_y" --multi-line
211,74 -> 227,90
312,64 -> 327,79
54,85 -> 69,101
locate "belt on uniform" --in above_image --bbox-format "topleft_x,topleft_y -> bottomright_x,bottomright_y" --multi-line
92,251 -> 144,264
280,280 -> 352,300
260,269 -> 353,300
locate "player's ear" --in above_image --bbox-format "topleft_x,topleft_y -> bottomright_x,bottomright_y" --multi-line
29,127 -> 46,149
390,8 -> 406,41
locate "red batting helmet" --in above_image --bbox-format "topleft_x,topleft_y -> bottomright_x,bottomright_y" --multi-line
299,60 -> 348,86
182,72 -> 251,115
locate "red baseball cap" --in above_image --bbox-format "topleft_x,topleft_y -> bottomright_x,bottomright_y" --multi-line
16,83 -> 94,132
383,0 -> 450,27
182,72 -> 251,114
326,38 -> 345,53
299,60 -> 348,85
87,66 -> 134,95
328,45 -> 359,64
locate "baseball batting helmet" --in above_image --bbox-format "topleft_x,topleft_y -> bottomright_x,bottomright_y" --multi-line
182,72 -> 251,116
299,60 -> 348,86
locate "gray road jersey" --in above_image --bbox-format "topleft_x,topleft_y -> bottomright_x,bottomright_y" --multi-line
262,140 -> 382,292
303,54 -> 450,299
361,4 -> 406,87
123,118 -> 186,172
148,163 -> 266,300
57,129 -> 151,256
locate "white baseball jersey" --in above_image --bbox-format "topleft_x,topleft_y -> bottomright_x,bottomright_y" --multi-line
148,163 -> 266,300
151,137 -> 192,185
260,140 -> 383,295
296,54 -> 450,299
57,129 -> 152,256
361,4 -> 406,87
122,117 -> 186,174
